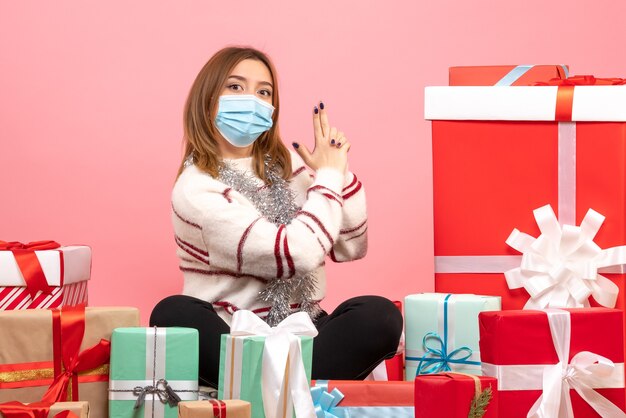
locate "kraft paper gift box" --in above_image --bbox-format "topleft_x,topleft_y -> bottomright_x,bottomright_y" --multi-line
218,311 -> 316,418
108,327 -> 199,418
414,373 -> 497,418
449,64 -> 568,86
479,308 -> 626,417
0,401 -> 89,418
404,293 -> 500,380
0,241 -> 90,310
178,400 -> 250,418
311,380 -> 414,417
426,77 -> 626,313
0,305 -> 140,418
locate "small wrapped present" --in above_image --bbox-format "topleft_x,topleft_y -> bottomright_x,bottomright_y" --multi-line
179,400 -> 250,418
449,64 -> 568,86
479,308 -> 626,417
0,401 -> 89,418
414,373 -> 497,418
0,241 -> 90,310
311,380 -> 414,417
0,305 -> 140,418
218,311 -> 316,418
404,293 -> 500,379
108,327 -> 199,418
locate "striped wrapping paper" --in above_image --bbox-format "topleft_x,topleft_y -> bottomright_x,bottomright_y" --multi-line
0,246 -> 91,310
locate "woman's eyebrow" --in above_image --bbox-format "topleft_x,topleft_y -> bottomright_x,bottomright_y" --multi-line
228,75 -> 273,89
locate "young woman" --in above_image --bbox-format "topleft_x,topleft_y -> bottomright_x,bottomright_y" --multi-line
150,46 -> 402,388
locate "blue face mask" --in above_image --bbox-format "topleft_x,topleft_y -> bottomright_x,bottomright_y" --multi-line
215,95 -> 275,148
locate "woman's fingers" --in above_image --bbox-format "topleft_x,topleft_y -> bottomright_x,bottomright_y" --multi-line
319,101 -> 331,140
313,106 -> 323,145
292,142 -> 314,169
329,127 -> 338,145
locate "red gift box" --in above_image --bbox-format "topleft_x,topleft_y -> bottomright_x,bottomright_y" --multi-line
426,79 -> 626,312
414,373 -> 497,418
311,380 -> 413,417
0,241 -> 90,310
449,64 -> 568,86
479,308 -> 625,417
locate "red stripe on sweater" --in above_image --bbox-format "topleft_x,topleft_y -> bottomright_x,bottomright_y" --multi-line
213,301 -> 308,316
342,181 -> 362,200
175,237 -> 210,265
175,235 -> 209,256
346,227 -> 368,242
274,224 -> 286,278
340,219 -> 368,234
342,174 -> 358,192
292,166 -> 306,177
298,211 -> 334,246
237,217 -> 262,272
295,219 -> 328,253
308,185 -> 342,200
179,267 -> 269,283
172,204 -> 202,229
283,232 -> 295,278
222,188 -> 233,203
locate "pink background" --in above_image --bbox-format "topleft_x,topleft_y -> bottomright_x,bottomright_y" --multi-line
2,1 -> 626,323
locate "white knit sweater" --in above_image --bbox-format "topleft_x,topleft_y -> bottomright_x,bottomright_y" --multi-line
171,150 -> 367,324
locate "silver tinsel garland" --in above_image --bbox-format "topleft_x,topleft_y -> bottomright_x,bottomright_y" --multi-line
217,156 -> 321,326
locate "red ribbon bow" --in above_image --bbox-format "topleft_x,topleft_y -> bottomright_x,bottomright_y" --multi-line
533,75 -> 626,121
39,305 -> 111,403
0,402 -> 79,418
0,241 -> 61,299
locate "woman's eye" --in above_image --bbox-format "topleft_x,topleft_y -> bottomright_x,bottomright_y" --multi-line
259,89 -> 272,97
228,84 -> 243,91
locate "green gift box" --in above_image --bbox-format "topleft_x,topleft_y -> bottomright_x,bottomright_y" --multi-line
218,312 -> 315,418
108,327 -> 199,418
405,293 -> 501,379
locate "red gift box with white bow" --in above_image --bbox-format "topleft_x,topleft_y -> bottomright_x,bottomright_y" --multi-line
426,77 -> 626,313
479,308 -> 626,417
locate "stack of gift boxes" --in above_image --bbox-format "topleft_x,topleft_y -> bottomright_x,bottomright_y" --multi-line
3,64 -> 626,418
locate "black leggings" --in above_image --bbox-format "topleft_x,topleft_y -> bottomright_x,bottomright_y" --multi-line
150,295 -> 403,387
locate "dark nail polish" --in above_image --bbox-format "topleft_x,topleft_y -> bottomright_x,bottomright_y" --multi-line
292,142 -> 299,149
320,102 -> 325,110
314,107 -> 319,114
331,139 -> 335,145
337,142 -> 342,147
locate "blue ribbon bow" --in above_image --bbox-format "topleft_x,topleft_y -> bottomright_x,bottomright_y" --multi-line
311,384 -> 344,418
407,294 -> 481,376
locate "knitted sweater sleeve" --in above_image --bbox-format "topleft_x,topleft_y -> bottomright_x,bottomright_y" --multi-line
289,151 -> 368,263
176,166 -> 346,280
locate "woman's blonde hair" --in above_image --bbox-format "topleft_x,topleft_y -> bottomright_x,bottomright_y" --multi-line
178,46 -> 292,182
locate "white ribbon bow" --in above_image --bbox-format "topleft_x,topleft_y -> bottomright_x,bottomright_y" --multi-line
505,204 -> 625,309
231,310 -> 318,418
527,309 -> 626,418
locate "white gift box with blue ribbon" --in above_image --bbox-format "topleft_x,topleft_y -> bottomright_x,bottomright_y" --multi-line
404,293 -> 500,379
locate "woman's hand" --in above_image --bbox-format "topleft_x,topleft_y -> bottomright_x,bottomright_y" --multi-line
293,102 -> 350,173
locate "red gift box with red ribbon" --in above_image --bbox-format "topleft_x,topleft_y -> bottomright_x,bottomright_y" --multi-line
0,305 -> 139,418
0,241 -> 91,310
479,308 -> 626,417
426,76 -> 626,311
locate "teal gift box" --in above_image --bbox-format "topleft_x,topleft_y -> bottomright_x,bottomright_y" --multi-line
218,312 -> 315,418
108,327 -> 199,418
404,293 -> 500,379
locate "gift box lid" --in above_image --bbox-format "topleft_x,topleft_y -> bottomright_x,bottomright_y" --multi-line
0,246 -> 91,286
449,65 -> 569,86
425,85 -> 626,121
